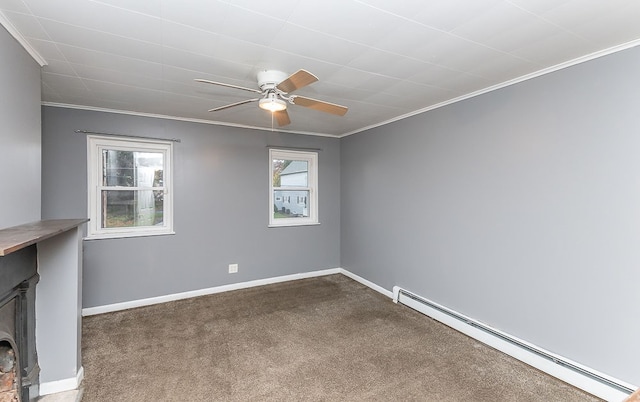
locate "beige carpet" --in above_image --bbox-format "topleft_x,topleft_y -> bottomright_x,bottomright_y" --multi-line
81,274 -> 601,401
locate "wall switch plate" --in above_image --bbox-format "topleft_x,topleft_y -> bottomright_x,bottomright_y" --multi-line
228,263 -> 238,274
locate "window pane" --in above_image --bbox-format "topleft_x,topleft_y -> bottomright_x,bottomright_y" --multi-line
273,190 -> 310,219
103,150 -> 164,187
273,159 -> 308,187
101,190 -> 164,228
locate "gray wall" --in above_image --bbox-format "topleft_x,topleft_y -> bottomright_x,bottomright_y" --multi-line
41,107 -> 341,308
341,46 -> 640,386
0,26 -> 41,229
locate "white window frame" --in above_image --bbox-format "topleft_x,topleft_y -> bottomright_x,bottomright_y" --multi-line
87,135 -> 174,239
269,149 -> 319,227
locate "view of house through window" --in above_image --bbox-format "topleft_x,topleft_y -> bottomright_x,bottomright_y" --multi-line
88,136 -> 173,238
269,149 -> 318,227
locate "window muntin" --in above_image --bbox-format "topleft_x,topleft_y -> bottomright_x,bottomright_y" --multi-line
88,136 -> 173,238
269,149 -> 318,227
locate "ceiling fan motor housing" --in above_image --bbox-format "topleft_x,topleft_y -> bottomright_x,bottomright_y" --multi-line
257,70 -> 288,92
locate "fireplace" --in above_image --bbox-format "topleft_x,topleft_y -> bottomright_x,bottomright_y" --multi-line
1,219 -> 87,399
0,246 -> 39,401
1,339 -> 19,401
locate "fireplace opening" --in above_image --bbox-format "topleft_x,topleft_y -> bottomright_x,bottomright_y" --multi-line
1,245 -> 39,401
0,341 -> 20,402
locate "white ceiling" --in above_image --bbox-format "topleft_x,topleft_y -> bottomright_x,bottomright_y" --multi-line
1,0 -> 640,137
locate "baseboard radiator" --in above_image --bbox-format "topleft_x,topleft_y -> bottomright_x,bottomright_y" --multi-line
393,287 -> 636,402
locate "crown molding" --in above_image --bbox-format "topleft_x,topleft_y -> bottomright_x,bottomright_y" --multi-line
0,10 -> 47,67
41,102 -> 341,138
339,38 -> 640,138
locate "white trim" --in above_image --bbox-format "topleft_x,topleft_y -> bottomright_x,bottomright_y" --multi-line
339,38 -> 640,138
86,135 -> 174,239
269,149 -> 319,227
39,38 -> 640,140
82,268 -> 342,316
78,269 -> 635,401
393,286 -> 636,402
268,222 -> 321,228
34,39 -> 640,139
340,270 -> 393,299
84,230 -> 175,241
0,11 -> 47,66
41,102 -> 340,138
39,366 -> 84,396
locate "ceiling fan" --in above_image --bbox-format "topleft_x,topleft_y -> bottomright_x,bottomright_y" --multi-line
195,69 -> 348,127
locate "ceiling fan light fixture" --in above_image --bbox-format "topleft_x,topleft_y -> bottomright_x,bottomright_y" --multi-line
259,94 -> 287,112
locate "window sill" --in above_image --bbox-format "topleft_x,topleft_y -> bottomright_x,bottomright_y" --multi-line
268,222 -> 321,228
84,231 -> 175,241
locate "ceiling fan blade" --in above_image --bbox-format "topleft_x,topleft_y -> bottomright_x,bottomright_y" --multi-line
291,96 -> 348,116
195,79 -> 262,94
274,109 -> 291,126
208,98 -> 259,112
276,69 -> 318,93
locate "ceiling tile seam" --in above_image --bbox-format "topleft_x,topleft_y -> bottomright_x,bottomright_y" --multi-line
29,1 -> 476,90
41,81 -> 64,102
44,70 -> 279,105
90,0 -> 286,78
331,98 -> 407,111
145,32 -> 445,104
282,20 -> 479,78
41,37 -> 640,140
30,15 -> 162,46
17,1 -> 80,72
352,0 -> 544,66
2,9 -> 91,95
219,2 -> 467,72
88,0 -> 286,68
25,38 -> 65,62
40,56 -> 374,114
339,37 -> 640,139
40,102 -> 342,138
69,4 -> 287,84
35,39 -> 162,66
385,69 -> 498,92
41,70 -> 173,95
152,1 -> 477,82
111,15 -> 286,84
50,46 -> 92,95
88,0 -> 161,20
216,0 -> 291,25
27,13 -> 166,97
57,59 -> 211,93
23,18 -> 259,87
17,1 -> 640,138
504,0 -> 596,46
156,35 -> 256,83
91,0 -> 292,37
35,41 -> 192,99
372,82 -> 455,99
318,66 -> 458,95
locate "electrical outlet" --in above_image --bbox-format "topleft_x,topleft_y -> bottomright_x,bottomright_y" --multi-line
228,263 -> 238,274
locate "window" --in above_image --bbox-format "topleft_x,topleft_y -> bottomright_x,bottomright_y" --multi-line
269,149 -> 318,227
87,135 -> 174,239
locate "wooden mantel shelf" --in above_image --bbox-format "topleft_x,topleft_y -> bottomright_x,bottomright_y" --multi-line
0,219 -> 88,256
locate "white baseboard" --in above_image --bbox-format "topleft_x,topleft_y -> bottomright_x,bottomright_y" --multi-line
79,270 -> 636,400
339,269 -> 393,298
39,366 -> 84,396
393,286 -> 636,402
82,268 -> 343,316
